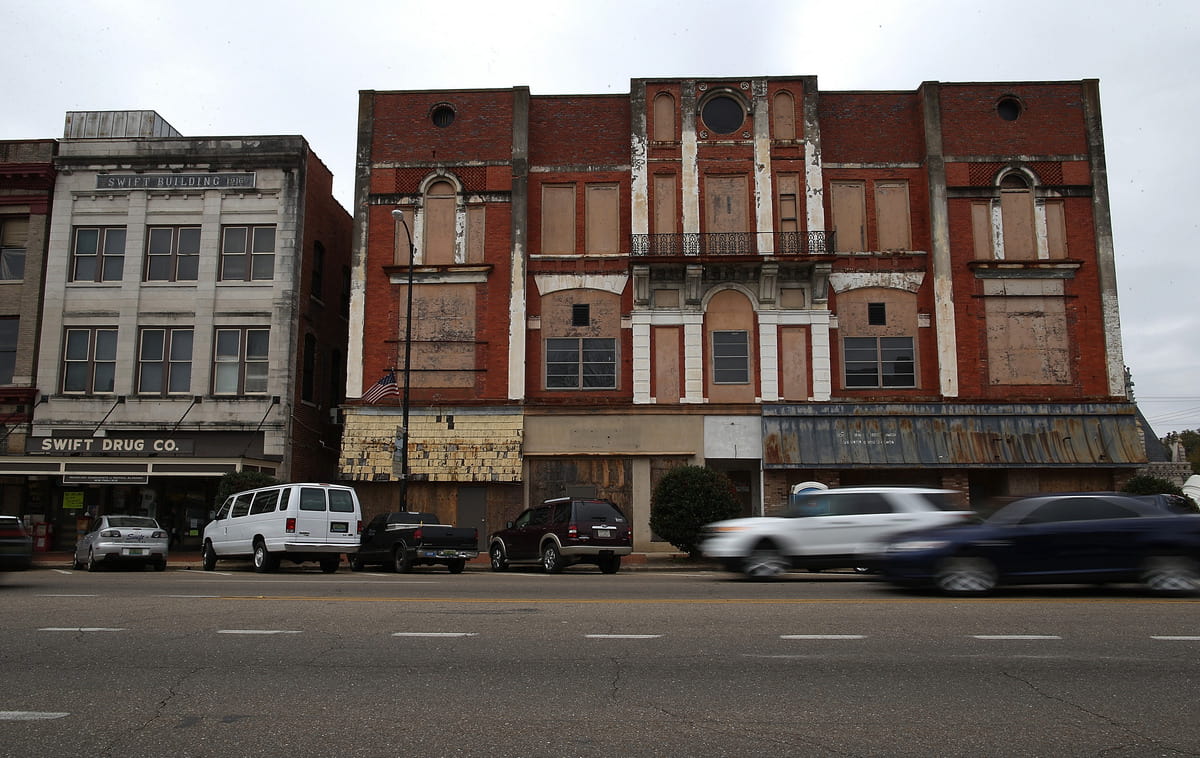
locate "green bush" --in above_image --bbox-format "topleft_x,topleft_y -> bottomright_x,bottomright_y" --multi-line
1121,474 -> 1183,496
214,471 -> 280,509
649,465 -> 742,558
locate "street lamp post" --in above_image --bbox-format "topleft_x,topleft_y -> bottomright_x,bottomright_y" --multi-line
392,209 -> 416,509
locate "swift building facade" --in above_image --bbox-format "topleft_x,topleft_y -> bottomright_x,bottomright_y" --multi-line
342,78 -> 1142,552
0,112 -> 351,548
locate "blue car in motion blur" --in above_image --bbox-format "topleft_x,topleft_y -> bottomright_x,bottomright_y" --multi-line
879,493 -> 1200,596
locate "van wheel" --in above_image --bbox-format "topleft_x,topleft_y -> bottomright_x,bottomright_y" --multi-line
446,559 -> 466,574
489,544 -> 508,572
202,541 -> 218,571
542,543 -> 564,574
253,541 -> 278,573
319,556 -> 339,574
393,542 -> 413,573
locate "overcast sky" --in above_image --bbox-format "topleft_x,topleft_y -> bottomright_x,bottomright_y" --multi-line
5,0 -> 1197,435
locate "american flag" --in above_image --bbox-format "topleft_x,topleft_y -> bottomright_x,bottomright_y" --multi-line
362,370 -> 399,404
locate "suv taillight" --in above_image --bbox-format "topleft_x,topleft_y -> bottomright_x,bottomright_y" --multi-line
413,528 -> 422,541
285,518 -> 296,534
567,523 -> 578,538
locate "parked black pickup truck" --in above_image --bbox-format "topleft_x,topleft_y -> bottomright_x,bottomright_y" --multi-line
351,512 -> 479,573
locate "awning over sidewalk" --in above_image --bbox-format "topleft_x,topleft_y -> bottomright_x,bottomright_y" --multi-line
762,403 -> 1145,468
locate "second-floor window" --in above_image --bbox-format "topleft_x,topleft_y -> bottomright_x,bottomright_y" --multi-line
546,337 -> 616,390
1,217 -> 28,281
71,227 -> 126,282
145,227 -> 200,281
712,331 -> 750,384
844,336 -> 915,388
137,328 -> 193,395
213,327 -> 269,395
220,226 -> 275,281
63,327 -> 117,394
0,318 -> 17,384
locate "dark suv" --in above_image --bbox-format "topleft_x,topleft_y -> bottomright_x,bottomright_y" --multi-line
488,498 -> 633,574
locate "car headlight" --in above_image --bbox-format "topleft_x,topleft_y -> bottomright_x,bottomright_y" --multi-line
887,540 -> 950,552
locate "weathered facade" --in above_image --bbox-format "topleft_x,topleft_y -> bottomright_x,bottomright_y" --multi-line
0,112 -> 352,548
342,78 -> 1143,552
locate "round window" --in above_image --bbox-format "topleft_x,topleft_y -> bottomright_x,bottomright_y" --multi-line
996,97 -> 1022,122
431,104 -> 455,128
701,95 -> 745,135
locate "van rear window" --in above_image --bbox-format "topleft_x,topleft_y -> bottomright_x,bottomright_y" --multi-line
299,488 -> 327,511
329,489 -> 355,513
250,489 -> 280,515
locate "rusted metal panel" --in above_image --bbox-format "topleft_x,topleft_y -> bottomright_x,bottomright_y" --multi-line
762,403 -> 1145,468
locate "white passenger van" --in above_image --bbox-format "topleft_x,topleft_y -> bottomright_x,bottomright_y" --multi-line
202,483 -> 362,573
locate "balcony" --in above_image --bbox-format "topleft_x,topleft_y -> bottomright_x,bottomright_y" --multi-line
631,231 -> 836,257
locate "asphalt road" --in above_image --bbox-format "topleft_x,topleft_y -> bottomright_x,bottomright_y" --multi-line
2,565 -> 1198,757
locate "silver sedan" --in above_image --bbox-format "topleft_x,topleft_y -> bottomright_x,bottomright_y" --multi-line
73,515 -> 169,572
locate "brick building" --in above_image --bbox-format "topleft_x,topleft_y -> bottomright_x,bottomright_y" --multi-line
0,112 -> 351,549
342,78 -> 1143,552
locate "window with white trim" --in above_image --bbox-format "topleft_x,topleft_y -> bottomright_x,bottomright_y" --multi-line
546,337 -> 616,390
712,330 -> 750,384
71,227 -> 126,282
63,327 -> 118,394
220,226 -> 275,281
145,226 -> 200,281
137,328 -> 193,395
213,327 -> 269,395
844,336 -> 915,388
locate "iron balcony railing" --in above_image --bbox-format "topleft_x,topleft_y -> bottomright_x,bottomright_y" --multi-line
631,231 -> 836,257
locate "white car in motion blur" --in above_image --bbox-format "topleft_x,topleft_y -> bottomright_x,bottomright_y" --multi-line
700,487 -> 976,580
73,515 -> 169,572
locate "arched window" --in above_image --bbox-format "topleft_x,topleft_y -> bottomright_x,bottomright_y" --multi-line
423,179 -> 457,265
704,289 -> 756,403
773,91 -> 796,140
1000,173 -> 1035,260
652,92 -> 675,141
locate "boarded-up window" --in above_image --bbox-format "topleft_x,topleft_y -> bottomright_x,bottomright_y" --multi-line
706,175 -> 748,234
984,281 -> 1070,385
585,184 -> 619,254
653,174 -> 677,237
1000,174 -> 1035,260
424,180 -> 456,265
780,326 -> 809,401
654,326 -> 681,403
971,202 -> 993,259
466,205 -> 486,263
777,174 -> 799,233
398,283 -> 477,389
876,181 -> 911,251
1045,200 -> 1067,259
773,91 -> 796,140
831,181 -> 865,252
652,92 -> 675,141
542,185 -> 576,254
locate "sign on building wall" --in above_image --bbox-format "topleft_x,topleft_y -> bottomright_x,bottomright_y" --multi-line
26,437 -> 195,456
96,173 -> 256,190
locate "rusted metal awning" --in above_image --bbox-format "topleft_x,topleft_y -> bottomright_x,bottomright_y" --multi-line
763,403 -> 1145,468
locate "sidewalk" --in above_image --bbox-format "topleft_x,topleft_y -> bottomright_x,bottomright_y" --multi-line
31,549 -> 715,572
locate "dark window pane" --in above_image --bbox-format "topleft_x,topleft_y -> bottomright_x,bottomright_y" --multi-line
223,228 -> 247,254
74,229 -> 99,255
176,255 -> 199,280
103,229 -> 126,254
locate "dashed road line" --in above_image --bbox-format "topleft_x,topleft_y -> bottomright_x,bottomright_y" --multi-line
36,594 -> 98,597
0,711 -> 70,721
586,634 -> 663,639
972,635 -> 1062,640
39,627 -> 125,632
392,632 -> 479,638
1150,635 -> 1200,641
781,634 -> 867,640
216,629 -> 302,635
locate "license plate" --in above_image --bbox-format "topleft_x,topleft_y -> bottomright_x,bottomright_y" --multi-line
593,528 -> 615,539
330,522 -> 348,533
124,548 -> 145,556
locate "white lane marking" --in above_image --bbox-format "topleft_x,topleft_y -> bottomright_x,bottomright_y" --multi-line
392,632 -> 479,638
1151,636 -> 1200,641
39,627 -> 125,632
972,635 -> 1062,640
781,634 -> 867,640
216,629 -> 302,635
53,570 -> 74,575
0,711 -> 70,721
586,634 -> 663,639
36,594 -> 99,598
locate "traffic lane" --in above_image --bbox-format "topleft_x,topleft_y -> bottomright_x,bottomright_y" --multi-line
5,618 -> 1199,758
